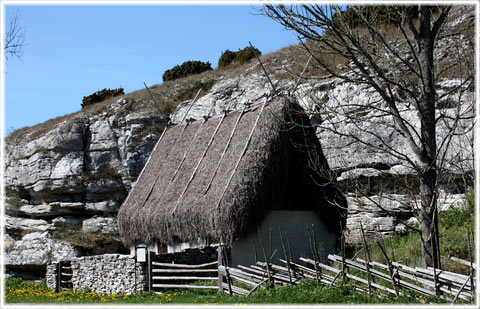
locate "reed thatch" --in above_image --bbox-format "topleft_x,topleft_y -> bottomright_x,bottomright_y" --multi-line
118,95 -> 346,247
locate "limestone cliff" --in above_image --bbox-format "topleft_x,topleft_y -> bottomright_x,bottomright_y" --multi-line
4,6 -> 475,266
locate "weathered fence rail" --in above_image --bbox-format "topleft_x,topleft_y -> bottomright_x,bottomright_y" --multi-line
150,260 -> 218,292
216,254 -> 475,303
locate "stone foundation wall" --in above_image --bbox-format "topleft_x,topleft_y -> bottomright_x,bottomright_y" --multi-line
47,254 -> 147,295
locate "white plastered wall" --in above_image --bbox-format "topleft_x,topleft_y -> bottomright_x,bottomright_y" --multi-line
231,210 -> 336,267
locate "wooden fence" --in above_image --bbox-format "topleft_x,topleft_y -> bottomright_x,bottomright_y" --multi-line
149,260 -> 218,293
217,254 -> 475,303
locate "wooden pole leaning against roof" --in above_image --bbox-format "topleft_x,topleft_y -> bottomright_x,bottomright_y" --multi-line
120,118 -> 172,211
136,90 -> 202,210
170,109 -> 228,215
180,89 -> 202,124
167,97 -> 216,185
292,55 -> 312,94
155,109 -> 214,206
215,96 -> 269,210
143,82 -> 160,108
204,101 -> 250,194
249,41 -> 278,96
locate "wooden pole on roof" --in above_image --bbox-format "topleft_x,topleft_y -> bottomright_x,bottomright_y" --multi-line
204,101 -> 249,194
179,89 -> 202,124
215,96 -> 269,210
136,89 -> 201,210
292,55 -> 312,93
249,41 -> 278,96
167,97 -> 216,185
143,82 -> 160,108
171,110 -> 228,215
121,118 -> 170,210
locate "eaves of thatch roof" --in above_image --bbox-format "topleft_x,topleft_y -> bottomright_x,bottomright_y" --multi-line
118,95 -> 346,247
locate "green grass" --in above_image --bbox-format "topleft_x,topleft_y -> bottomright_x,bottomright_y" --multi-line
363,190 -> 475,274
5,276 -> 458,305
5,188 -> 23,208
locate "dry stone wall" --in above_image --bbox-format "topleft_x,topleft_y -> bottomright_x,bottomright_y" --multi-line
47,254 -> 147,295
46,247 -> 217,295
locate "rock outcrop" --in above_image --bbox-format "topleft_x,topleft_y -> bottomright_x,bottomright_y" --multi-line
5,100 -> 167,240
4,6 -> 474,254
5,232 -> 77,267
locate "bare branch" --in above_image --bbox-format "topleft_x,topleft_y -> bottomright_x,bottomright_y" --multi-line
5,9 -> 25,60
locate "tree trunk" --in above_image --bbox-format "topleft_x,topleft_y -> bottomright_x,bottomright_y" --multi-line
419,169 -> 439,268
417,6 -> 439,269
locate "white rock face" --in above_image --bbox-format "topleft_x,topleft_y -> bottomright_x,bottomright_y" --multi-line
171,72 -> 272,124
4,232 -> 77,266
52,216 -> 84,227
4,234 -> 15,253
82,216 -> 118,234
5,215 -> 55,232
5,105 -> 166,228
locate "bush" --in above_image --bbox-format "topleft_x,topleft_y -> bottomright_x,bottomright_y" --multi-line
217,46 -> 261,68
235,46 -> 261,63
218,50 -> 237,68
175,79 -> 215,102
82,88 -> 124,108
162,60 -> 212,82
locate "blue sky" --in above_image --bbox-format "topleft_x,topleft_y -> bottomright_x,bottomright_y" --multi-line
3,2 -> 298,133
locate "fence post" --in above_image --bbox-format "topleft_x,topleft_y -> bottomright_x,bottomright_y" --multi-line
147,250 -> 153,293
360,222 -> 373,294
377,239 -> 399,296
217,246 -> 224,293
56,262 -> 61,293
467,226 -> 474,292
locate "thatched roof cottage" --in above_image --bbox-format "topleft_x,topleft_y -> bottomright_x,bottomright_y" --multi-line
118,95 -> 346,265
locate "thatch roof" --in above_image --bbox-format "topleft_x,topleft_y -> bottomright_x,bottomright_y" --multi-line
118,95 -> 346,247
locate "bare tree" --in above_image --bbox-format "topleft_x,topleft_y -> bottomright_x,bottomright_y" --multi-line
263,4 -> 474,268
5,9 -> 25,60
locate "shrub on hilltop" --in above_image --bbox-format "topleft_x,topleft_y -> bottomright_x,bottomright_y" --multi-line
218,46 -> 261,68
81,88 -> 124,108
162,60 -> 212,82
